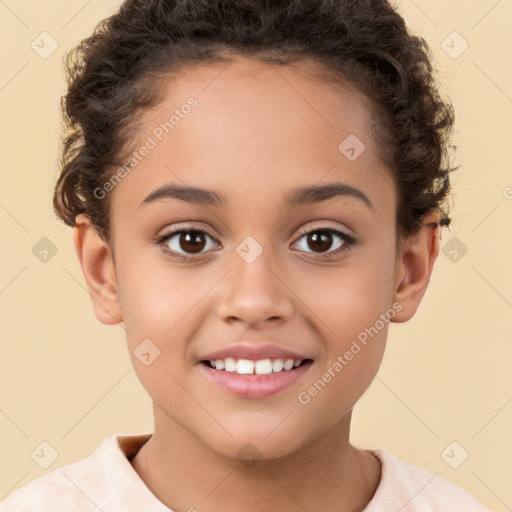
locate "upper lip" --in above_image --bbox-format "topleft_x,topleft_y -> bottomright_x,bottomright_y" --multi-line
200,343 -> 309,362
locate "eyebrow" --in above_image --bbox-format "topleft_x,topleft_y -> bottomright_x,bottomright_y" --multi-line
139,182 -> 373,210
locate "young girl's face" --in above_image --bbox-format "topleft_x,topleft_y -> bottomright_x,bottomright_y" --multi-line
96,56 -> 415,459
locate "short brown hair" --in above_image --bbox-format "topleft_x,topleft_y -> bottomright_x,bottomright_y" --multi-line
53,0 -> 456,243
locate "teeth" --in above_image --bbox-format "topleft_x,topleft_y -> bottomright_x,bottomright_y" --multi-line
236,359 -> 254,374
224,357 -> 236,372
283,359 -> 294,370
255,359 -> 273,375
272,359 -> 284,372
208,357 -> 304,375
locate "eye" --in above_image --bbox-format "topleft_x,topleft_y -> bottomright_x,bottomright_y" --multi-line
155,225 -> 356,261
157,228 -> 219,259
292,227 -> 356,258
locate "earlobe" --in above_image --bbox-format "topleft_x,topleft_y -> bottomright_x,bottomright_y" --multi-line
391,210 -> 441,323
73,214 -> 123,325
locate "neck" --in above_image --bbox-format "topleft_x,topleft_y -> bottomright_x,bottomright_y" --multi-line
131,406 -> 381,512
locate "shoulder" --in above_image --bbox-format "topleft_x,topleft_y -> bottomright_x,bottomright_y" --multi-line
0,436 -> 116,512
365,448 -> 490,512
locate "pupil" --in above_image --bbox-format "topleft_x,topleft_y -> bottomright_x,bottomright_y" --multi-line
308,230 -> 332,253
180,230 -> 205,253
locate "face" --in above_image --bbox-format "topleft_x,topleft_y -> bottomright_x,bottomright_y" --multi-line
90,56 -> 411,460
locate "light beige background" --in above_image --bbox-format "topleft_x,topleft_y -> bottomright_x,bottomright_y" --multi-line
0,0 -> 511,510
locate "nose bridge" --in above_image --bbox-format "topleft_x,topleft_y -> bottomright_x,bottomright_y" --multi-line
216,235 -> 293,326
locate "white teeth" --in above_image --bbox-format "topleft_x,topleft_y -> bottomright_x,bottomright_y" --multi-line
272,359 -> 284,372
255,359 -> 273,375
224,357 -> 236,372
236,359 -> 254,374
207,357 -> 306,375
283,359 -> 294,370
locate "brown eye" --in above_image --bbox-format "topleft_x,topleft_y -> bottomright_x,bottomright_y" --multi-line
306,230 -> 334,253
293,228 -> 355,258
159,228 -> 219,258
178,230 -> 207,253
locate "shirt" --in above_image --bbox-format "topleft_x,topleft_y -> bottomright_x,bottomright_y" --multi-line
0,432 -> 490,511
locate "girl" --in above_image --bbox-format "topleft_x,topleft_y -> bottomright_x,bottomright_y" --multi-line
1,0 -> 490,510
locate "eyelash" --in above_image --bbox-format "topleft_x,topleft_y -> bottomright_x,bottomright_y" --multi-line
155,225 -> 356,261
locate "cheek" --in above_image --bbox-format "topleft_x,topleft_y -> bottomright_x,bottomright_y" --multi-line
302,249 -> 396,341
117,252 -> 214,339
292,241 -> 395,400
116,257 -> 226,397
116,260 -> 207,410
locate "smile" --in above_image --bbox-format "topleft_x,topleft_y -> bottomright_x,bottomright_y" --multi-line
202,357 -> 309,375
199,358 -> 314,398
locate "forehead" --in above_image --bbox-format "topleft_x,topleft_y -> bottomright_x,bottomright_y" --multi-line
110,55 -> 394,221
142,55 -> 377,153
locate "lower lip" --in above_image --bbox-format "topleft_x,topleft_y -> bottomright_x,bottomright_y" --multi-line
198,361 -> 313,399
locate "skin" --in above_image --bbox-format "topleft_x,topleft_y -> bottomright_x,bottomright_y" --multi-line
73,55 -> 441,512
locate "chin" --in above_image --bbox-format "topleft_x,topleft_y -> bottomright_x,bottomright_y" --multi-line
201,426 -> 310,464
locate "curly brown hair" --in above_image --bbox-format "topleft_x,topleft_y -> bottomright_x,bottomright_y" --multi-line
53,0 -> 456,243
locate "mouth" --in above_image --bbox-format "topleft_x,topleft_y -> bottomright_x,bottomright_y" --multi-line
200,357 -> 313,375
198,357 -> 314,398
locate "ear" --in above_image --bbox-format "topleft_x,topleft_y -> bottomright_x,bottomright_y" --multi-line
391,210 -> 441,323
72,214 -> 123,325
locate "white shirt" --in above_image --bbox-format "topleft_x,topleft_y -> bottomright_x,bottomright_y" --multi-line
0,432 -> 490,511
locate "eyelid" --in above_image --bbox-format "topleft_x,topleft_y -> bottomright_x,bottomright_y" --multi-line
295,221 -> 354,238
156,222 -> 219,241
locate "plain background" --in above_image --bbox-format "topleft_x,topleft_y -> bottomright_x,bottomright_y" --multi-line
0,0 -> 510,510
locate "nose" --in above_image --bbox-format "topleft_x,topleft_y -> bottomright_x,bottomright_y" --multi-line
216,249 -> 294,328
